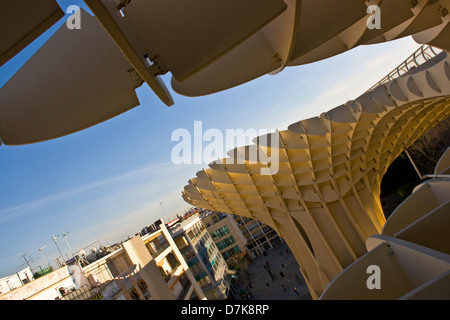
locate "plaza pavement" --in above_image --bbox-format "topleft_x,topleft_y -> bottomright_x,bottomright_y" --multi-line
239,242 -> 312,300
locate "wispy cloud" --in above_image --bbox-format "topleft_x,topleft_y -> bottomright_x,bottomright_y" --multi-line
72,186 -> 190,246
0,161 -> 176,224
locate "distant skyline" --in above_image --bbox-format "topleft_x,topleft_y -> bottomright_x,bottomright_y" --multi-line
0,0 -> 422,278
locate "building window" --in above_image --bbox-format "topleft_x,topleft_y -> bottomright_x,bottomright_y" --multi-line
189,222 -> 206,240
222,246 -> 242,260
197,275 -> 212,289
137,279 -> 150,299
216,236 -> 236,250
211,226 -> 230,239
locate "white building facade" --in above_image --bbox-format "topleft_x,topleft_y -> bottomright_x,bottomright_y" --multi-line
0,267 -> 34,295
170,213 -> 231,300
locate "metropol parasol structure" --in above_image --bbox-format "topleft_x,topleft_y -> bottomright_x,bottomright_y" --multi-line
1,0 -> 450,299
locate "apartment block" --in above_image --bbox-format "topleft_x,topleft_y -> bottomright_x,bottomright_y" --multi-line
0,264 -> 91,300
1,212 -> 238,300
82,225 -> 206,300
200,210 -> 247,264
199,209 -> 283,261
0,267 -> 34,295
170,212 -> 231,300
233,215 -> 282,259
1,225 -> 207,300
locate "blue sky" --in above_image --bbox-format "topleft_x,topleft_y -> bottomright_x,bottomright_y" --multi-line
0,1 -> 422,277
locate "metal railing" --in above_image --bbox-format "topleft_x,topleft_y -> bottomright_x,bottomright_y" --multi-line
366,45 -> 442,92
61,284 -> 101,300
151,241 -> 170,258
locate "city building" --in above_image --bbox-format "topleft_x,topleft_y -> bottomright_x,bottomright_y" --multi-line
232,215 -> 283,259
199,209 -> 283,262
199,209 -> 287,299
78,225 -> 208,300
200,210 -> 247,264
80,240 -> 174,300
0,264 -> 90,300
169,212 -> 231,300
0,267 -> 34,296
142,221 -> 206,300
0,224 -> 207,300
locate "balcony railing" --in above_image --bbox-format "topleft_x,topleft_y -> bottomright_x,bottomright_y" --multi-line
150,241 -> 170,258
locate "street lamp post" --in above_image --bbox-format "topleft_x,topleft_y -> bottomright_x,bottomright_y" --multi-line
52,235 -> 65,265
38,245 -> 50,268
62,232 -> 74,259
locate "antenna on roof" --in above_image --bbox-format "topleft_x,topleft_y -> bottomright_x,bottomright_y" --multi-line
160,201 -> 167,216
19,253 -> 35,274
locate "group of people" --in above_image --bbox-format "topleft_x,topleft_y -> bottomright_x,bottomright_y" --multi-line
262,248 -> 302,295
